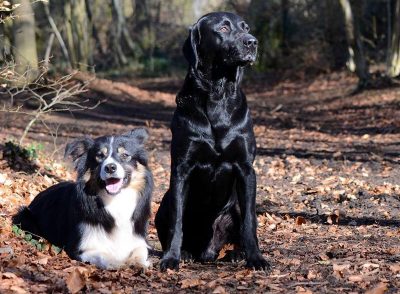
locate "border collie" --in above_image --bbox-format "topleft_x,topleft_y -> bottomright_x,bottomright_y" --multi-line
12,128 -> 153,269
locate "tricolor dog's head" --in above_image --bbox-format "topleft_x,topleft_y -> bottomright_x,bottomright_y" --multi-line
65,128 -> 148,196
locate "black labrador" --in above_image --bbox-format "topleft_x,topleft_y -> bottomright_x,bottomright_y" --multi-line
155,12 -> 269,271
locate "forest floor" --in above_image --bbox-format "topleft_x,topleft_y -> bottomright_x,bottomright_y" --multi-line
0,71 -> 399,293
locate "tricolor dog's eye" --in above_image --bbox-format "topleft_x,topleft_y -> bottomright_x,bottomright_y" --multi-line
219,25 -> 230,33
120,153 -> 132,162
96,152 -> 105,161
96,148 -> 107,161
118,146 -> 131,162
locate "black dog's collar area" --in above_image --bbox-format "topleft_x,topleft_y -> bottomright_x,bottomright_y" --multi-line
176,95 -> 193,108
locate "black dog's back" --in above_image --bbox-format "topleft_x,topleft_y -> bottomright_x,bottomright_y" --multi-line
12,182 -> 80,256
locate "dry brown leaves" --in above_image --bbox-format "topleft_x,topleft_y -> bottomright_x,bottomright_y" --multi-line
1,74 -> 400,292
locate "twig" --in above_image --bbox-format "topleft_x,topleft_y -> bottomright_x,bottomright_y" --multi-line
290,281 -> 329,287
43,2 -> 71,67
44,32 -> 55,69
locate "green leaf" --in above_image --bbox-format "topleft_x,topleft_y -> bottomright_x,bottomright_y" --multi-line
51,245 -> 62,255
12,225 -> 20,235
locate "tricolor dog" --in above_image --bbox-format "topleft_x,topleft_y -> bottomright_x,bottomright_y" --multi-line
12,128 -> 153,269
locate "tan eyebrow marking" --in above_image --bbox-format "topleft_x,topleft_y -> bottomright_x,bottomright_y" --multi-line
117,146 -> 126,154
101,147 -> 108,155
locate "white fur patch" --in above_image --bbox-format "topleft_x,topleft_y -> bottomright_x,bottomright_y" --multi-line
78,187 -> 149,269
100,137 -> 125,181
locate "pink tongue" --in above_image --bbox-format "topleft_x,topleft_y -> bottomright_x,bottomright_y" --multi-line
105,178 -> 123,194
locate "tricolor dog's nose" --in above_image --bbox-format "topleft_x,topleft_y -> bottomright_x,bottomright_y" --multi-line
105,163 -> 117,174
243,37 -> 258,48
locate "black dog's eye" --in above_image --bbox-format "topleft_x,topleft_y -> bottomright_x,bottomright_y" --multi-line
240,21 -> 250,32
219,25 -> 230,33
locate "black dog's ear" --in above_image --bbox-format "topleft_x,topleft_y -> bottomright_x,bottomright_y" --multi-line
64,137 -> 94,176
183,22 -> 201,69
123,128 -> 148,145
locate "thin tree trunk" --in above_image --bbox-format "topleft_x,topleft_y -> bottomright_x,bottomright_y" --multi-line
64,0 -> 92,71
85,0 -> 105,56
11,0 -> 39,85
387,0 -> 400,78
281,0 -> 289,56
112,0 -> 128,65
339,0 -> 370,87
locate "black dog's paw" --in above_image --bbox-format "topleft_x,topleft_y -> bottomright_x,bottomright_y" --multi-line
245,255 -> 271,271
200,249 -> 217,263
160,257 -> 180,271
181,250 -> 194,262
224,250 -> 245,263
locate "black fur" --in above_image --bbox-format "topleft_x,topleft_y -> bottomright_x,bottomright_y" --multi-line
12,128 -> 153,262
155,12 -> 269,271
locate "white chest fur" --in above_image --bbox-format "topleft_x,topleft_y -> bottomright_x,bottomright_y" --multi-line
78,188 -> 149,269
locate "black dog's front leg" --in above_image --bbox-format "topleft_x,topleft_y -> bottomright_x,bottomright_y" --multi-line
160,164 -> 191,271
235,162 -> 270,271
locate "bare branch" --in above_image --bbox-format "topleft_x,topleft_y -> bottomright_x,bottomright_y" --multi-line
0,61 -> 100,145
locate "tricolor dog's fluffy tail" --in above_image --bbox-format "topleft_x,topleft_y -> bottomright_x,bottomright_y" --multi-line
12,206 -> 40,236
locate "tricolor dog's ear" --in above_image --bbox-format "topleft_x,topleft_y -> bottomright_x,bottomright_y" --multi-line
64,137 -> 94,177
183,21 -> 201,69
123,128 -> 148,145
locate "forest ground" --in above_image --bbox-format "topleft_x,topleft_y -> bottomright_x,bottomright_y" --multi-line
0,72 -> 399,293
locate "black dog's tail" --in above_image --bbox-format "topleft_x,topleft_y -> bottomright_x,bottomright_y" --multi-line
12,206 -> 40,236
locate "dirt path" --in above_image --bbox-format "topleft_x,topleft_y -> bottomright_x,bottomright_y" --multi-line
1,72 -> 399,293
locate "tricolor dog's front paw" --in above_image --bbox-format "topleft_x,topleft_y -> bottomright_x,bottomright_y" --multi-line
128,245 -> 151,269
80,252 -> 121,269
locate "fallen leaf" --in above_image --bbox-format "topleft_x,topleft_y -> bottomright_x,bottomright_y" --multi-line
295,216 -> 306,226
10,286 -> 27,294
217,243 -> 234,260
36,257 -> 49,265
180,278 -> 203,289
213,286 -> 227,293
66,267 -> 88,294
365,282 -> 387,294
389,264 -> 400,273
348,275 -> 364,282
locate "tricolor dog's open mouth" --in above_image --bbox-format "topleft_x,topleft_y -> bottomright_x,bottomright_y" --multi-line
105,178 -> 124,194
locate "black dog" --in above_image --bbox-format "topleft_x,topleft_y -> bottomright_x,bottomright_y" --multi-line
12,128 -> 153,269
155,12 -> 268,271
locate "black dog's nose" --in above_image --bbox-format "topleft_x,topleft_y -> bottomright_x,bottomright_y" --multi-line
105,163 -> 117,174
243,37 -> 258,48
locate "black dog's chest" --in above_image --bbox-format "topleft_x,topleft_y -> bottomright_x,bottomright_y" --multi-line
195,129 -> 253,164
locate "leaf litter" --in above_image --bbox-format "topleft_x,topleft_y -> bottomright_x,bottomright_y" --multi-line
1,73 -> 400,293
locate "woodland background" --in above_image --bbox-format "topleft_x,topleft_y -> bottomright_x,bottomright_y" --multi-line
0,0 -> 400,293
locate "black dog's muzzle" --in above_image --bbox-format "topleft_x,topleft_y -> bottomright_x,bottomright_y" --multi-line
242,34 -> 258,49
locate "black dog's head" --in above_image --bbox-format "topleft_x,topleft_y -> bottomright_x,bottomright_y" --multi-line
65,128 -> 148,196
183,12 -> 258,69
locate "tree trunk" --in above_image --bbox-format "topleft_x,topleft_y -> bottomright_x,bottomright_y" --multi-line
11,0 -> 39,85
339,0 -> 370,87
64,0 -> 92,71
387,0 -> 400,78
